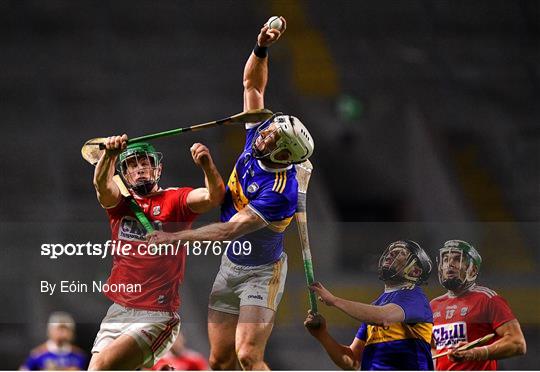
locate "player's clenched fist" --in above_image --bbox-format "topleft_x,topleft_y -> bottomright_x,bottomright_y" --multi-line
104,134 -> 128,156
190,143 -> 213,169
448,342 -> 489,362
304,310 -> 326,337
257,16 -> 286,48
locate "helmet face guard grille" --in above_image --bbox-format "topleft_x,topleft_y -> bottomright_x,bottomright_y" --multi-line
378,243 -> 414,283
251,114 -> 313,165
118,150 -> 163,196
378,240 -> 432,285
438,247 -> 477,291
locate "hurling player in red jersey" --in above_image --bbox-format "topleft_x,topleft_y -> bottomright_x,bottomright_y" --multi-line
89,135 -> 225,370
430,240 -> 526,370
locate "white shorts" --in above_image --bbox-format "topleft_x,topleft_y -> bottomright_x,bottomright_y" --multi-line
92,303 -> 180,368
209,253 -> 287,315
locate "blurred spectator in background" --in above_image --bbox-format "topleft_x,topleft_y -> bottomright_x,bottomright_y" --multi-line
431,240 -> 526,370
151,331 -> 208,371
20,311 -> 88,370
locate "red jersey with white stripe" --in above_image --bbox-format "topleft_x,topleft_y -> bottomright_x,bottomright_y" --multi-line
430,284 -> 515,370
105,187 -> 197,312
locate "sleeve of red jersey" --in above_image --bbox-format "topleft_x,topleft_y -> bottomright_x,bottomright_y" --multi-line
176,187 -> 199,222
105,197 -> 130,218
489,295 -> 516,330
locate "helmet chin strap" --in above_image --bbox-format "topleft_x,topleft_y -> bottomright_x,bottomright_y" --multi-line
252,146 -> 272,161
379,255 -> 420,284
442,277 -> 464,291
378,266 -> 398,281
443,278 -> 476,293
131,180 -> 156,195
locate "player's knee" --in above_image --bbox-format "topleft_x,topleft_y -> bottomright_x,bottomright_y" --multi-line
237,347 -> 262,370
209,353 -> 236,370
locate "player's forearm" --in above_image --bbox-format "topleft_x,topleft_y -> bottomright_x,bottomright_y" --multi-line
484,335 -> 527,359
333,298 -> 400,326
316,333 -> 360,370
170,221 -> 239,242
93,154 -> 120,203
243,52 -> 268,108
202,163 -> 225,207
94,153 -> 116,187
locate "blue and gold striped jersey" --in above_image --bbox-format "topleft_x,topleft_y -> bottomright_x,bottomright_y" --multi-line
220,122 -> 298,266
355,285 -> 434,370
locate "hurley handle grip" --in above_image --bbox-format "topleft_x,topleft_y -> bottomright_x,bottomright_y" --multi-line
304,259 -> 318,313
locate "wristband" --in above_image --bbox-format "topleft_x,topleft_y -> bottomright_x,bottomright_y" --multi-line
253,43 -> 268,58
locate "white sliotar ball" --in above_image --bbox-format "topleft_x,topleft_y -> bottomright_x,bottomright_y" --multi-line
267,16 -> 284,31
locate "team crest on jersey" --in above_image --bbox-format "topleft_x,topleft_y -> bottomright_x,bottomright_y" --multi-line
119,216 -> 146,242
461,306 -> 469,316
247,182 -> 259,193
433,322 -> 467,350
152,205 -> 161,216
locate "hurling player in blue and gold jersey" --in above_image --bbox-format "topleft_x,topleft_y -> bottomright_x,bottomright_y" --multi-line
147,17 -> 314,370
304,240 -> 434,370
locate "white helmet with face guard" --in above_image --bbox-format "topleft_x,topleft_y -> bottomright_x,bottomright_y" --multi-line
252,114 -> 314,164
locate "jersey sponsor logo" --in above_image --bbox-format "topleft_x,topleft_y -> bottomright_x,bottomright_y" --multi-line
157,295 -> 167,304
433,311 -> 441,318
119,216 -> 147,241
152,205 -> 161,216
433,322 -> 467,350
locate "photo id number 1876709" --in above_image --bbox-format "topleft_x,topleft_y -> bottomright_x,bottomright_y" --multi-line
185,240 -> 252,256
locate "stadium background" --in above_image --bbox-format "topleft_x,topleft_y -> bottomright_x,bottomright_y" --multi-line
0,0 -> 538,369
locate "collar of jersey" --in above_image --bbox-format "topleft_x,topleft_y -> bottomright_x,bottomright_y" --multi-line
257,159 -> 293,173
384,282 -> 415,293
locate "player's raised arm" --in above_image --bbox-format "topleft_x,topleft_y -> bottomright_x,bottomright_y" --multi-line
186,143 -> 225,214
243,17 -> 286,112
93,134 -> 126,208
